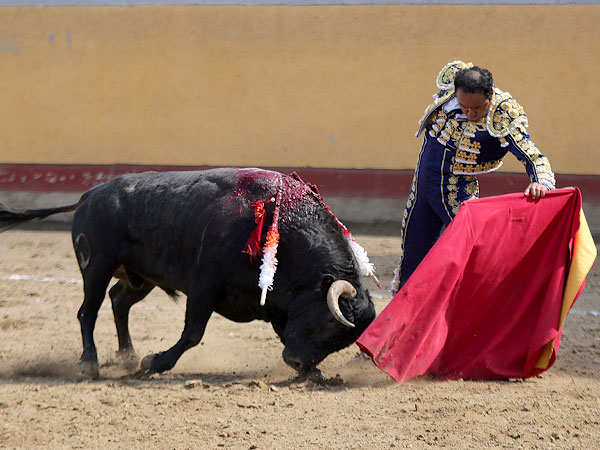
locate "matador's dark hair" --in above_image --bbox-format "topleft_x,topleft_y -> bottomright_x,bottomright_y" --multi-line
454,66 -> 494,100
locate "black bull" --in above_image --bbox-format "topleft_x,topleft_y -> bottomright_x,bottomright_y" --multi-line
0,168 -> 376,377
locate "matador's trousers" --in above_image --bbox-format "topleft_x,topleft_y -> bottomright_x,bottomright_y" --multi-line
391,134 -> 479,293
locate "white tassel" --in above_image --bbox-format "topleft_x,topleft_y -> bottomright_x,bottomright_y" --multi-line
256,175 -> 283,306
330,213 -> 382,289
348,238 -> 374,276
346,236 -> 382,289
258,234 -> 279,306
258,243 -> 277,306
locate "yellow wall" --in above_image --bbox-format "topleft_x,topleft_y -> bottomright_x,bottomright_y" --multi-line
0,5 -> 598,174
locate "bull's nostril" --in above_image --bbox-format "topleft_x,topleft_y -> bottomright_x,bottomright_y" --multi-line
283,352 -> 304,371
289,358 -> 302,370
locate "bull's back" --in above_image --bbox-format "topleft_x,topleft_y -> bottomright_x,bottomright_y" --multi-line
74,169 -> 239,231
70,169 -> 283,289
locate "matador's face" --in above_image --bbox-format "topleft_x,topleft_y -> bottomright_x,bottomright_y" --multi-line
456,89 -> 491,122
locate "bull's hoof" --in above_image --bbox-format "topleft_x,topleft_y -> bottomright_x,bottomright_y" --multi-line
129,354 -> 157,379
79,360 -> 99,379
140,354 -> 156,373
136,352 -> 174,377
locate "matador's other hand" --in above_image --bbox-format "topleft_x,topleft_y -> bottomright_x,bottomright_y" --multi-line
524,182 -> 547,200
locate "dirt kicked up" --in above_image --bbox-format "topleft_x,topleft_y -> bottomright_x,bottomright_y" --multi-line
1,228 -> 599,449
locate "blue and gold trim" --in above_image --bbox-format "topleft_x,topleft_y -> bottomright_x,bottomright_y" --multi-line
487,88 -> 528,138
416,60 -> 473,138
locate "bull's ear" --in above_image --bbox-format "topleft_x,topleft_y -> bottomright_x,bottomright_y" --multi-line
321,274 -> 336,290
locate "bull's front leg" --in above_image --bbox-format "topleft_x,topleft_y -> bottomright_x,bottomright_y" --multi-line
139,291 -> 215,375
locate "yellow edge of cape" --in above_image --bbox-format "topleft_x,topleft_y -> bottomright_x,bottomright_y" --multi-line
535,208 -> 597,369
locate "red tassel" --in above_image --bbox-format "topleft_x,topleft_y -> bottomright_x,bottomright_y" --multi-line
243,197 -> 275,261
243,200 -> 266,261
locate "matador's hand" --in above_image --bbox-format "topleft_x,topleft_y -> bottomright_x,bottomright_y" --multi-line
524,182 -> 547,200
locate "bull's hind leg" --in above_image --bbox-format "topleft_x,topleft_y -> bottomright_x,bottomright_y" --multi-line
140,290 -> 215,375
77,256 -> 117,378
109,279 -> 155,368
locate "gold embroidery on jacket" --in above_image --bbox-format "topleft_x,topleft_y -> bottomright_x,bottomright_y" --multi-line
486,88 -> 528,138
508,125 -> 555,189
416,60 -> 473,138
437,119 -> 459,146
436,61 -> 473,90
464,179 -> 479,197
452,160 -> 504,175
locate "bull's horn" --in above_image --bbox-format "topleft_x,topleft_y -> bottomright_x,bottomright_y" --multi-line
327,280 -> 357,328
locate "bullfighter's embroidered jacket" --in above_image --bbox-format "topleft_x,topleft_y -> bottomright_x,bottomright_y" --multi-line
391,61 -> 556,294
415,60 -> 555,190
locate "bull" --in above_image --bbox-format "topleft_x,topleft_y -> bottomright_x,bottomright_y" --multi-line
0,168 -> 376,379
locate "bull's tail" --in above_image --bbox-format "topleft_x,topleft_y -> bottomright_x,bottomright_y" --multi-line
0,201 -> 82,232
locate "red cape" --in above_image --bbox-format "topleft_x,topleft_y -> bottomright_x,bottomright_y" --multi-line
357,188 -> 596,382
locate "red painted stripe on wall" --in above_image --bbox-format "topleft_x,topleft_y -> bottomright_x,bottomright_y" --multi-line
0,164 -> 409,198
1,164 -> 599,202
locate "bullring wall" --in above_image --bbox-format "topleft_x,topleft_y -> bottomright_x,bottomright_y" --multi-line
1,3 -> 599,225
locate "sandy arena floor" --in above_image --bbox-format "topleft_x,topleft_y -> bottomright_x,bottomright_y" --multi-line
0,226 -> 599,449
